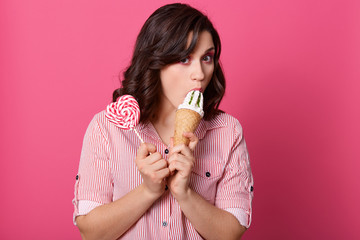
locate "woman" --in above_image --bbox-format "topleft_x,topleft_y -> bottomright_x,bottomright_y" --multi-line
73,3 -> 254,240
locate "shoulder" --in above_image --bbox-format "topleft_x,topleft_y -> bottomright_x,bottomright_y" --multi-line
87,110 -> 109,132
90,110 -> 108,126
197,112 -> 244,143
84,110 -> 117,143
86,110 -> 145,144
207,112 -> 244,135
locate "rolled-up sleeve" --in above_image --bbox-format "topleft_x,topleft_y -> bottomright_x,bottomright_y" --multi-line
72,114 -> 113,225
215,122 -> 254,228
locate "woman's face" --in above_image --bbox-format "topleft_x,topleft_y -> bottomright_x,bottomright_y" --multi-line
159,31 -> 215,110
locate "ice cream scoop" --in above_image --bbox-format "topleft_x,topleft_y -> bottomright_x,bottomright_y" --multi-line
173,90 -> 204,146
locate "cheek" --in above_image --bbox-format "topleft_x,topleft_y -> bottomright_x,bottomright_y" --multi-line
160,69 -> 175,87
160,67 -> 184,97
203,65 -> 214,88
205,64 -> 214,79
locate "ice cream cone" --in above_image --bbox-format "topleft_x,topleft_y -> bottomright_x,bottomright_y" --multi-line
173,90 -> 204,146
173,108 -> 202,146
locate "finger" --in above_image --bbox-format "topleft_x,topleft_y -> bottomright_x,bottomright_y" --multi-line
136,153 -> 162,174
183,132 -> 199,151
169,153 -> 193,165
136,152 -> 162,172
149,158 -> 168,171
145,152 -> 163,165
137,143 -> 156,159
145,143 -> 157,154
168,153 -> 192,170
168,161 -> 176,173
170,143 -> 193,159
169,143 -> 183,155
168,160 -> 191,177
168,156 -> 179,173
156,167 -> 171,179
167,153 -> 177,172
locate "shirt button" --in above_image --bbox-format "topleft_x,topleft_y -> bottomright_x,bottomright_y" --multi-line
164,149 -> 169,154
205,172 -> 211,177
162,221 -> 168,227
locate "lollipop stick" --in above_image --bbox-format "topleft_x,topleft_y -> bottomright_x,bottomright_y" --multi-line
133,128 -> 151,155
133,128 -> 144,143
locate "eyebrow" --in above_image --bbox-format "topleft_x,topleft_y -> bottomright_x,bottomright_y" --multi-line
204,47 -> 215,53
189,47 -> 215,57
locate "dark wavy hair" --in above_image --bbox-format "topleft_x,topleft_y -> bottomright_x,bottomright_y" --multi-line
112,3 -> 225,122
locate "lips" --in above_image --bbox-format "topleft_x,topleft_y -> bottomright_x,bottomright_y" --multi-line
191,88 -> 203,92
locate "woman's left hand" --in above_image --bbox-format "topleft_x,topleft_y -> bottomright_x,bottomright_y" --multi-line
167,132 -> 199,201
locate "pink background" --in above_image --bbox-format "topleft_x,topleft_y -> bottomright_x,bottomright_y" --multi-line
1,0 -> 359,239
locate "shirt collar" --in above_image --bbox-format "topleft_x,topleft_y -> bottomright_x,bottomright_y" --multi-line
135,122 -> 160,142
195,115 -> 227,139
135,114 -> 227,142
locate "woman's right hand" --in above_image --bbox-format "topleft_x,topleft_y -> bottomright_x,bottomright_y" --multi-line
135,143 -> 170,199
76,143 -> 170,240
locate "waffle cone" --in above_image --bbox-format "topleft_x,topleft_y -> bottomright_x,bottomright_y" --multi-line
173,108 -> 202,146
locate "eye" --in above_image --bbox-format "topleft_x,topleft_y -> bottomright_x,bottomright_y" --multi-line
179,57 -> 191,64
202,54 -> 213,63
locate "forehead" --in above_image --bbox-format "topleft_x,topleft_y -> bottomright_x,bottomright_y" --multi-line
186,31 -> 214,53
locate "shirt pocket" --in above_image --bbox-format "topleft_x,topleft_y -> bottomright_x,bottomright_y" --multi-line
189,160 -> 224,204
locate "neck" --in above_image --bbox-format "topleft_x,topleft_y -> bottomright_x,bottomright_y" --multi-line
151,99 -> 176,128
150,97 -> 177,146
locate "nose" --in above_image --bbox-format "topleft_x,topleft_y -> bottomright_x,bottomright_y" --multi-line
190,61 -> 205,81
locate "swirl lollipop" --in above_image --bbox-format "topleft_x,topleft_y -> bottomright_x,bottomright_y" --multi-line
105,95 -> 144,143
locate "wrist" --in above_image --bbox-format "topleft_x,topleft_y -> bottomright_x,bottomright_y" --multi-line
173,187 -> 192,204
139,183 -> 163,202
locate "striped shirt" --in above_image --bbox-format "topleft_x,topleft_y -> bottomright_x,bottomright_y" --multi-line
73,110 -> 254,239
